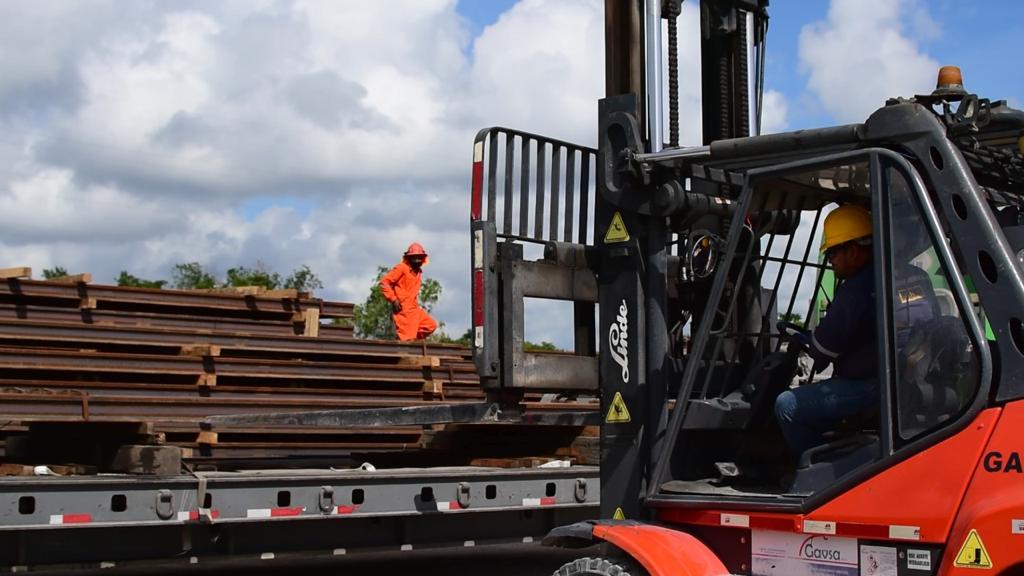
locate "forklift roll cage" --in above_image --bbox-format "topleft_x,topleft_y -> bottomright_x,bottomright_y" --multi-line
649,144 -> 993,512
470,98 -> 1024,515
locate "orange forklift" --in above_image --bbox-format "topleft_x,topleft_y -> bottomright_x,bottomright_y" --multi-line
469,1 -> 1024,574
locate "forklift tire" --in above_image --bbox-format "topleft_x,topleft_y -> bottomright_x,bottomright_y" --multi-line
553,556 -> 648,576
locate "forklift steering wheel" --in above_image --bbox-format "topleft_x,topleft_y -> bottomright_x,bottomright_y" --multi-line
777,321 -> 809,352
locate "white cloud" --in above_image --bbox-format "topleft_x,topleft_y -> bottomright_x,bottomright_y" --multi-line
799,0 -> 939,123
462,0 -> 604,146
0,0 -> 739,347
760,89 -> 789,135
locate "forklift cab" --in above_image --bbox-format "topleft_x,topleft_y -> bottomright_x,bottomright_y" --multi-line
657,148 -> 984,503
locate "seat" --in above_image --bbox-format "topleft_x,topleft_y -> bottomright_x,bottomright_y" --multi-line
897,315 -> 976,438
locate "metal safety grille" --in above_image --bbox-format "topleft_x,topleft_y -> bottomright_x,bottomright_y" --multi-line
472,128 -> 597,246
686,165 -> 867,401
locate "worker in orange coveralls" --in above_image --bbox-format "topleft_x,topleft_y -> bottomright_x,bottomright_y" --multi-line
380,243 -> 438,341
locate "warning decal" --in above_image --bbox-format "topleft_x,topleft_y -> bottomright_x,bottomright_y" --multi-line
605,391 -> 631,423
604,212 -> 630,243
612,507 -> 626,521
953,529 -> 992,569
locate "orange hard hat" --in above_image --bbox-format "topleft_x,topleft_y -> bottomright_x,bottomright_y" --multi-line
404,242 -> 428,257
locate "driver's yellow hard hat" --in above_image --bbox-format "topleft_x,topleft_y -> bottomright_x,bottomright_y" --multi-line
821,204 -> 872,253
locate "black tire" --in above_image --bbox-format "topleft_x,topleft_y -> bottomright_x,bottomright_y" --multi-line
553,556 -> 648,576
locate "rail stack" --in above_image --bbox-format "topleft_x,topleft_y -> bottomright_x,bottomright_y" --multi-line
0,269 -> 596,475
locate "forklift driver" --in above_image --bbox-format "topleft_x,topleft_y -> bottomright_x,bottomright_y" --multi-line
774,205 -> 878,456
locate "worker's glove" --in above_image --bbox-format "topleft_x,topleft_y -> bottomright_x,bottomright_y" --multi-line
391,301 -> 402,313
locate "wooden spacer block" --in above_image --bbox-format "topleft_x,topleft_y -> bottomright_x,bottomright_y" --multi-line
48,273 -> 92,284
0,463 -> 33,476
0,267 -> 31,279
78,297 -> 97,310
195,431 -> 218,445
200,286 -> 263,296
301,308 -> 320,337
196,374 -> 217,388
263,288 -> 299,299
399,355 -> 441,367
110,445 -> 182,475
422,380 -> 444,396
180,344 -> 221,357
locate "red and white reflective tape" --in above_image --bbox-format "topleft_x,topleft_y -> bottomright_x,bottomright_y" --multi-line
49,514 -> 92,525
178,510 -> 220,521
246,506 -> 305,519
522,497 -> 557,507
471,141 -> 484,220
435,500 -> 463,512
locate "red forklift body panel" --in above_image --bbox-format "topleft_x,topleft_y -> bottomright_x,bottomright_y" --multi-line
942,401 -> 1024,575
810,408 -> 1000,543
658,409 -> 1000,545
592,523 -> 730,576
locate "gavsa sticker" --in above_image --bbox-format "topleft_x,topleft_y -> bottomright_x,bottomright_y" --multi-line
751,531 -> 857,576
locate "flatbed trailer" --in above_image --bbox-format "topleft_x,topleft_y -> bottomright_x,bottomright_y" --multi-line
0,464 -> 598,572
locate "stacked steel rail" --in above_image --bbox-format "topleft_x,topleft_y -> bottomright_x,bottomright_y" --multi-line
0,276 -> 596,472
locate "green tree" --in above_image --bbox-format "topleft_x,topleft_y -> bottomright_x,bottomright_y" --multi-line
42,267 -> 68,279
351,266 -> 443,339
524,340 -> 558,351
116,271 -> 167,289
225,263 -> 281,289
171,262 -> 217,290
283,265 -> 324,292
779,312 -> 804,325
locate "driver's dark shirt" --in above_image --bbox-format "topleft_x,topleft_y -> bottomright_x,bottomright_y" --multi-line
807,261 -> 877,380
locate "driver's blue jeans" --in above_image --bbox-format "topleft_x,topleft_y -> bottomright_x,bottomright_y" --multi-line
774,377 -> 879,457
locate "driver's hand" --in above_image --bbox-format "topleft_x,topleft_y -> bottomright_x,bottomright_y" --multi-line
795,331 -> 811,350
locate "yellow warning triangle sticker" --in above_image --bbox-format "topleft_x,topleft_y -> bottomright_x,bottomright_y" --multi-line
605,391 -> 631,423
612,507 -> 626,520
603,212 -> 630,243
954,529 -> 993,569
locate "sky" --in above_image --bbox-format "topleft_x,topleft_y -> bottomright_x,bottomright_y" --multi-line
0,0 -> 1021,348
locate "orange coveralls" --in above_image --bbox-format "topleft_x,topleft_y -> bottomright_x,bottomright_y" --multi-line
379,259 -> 438,341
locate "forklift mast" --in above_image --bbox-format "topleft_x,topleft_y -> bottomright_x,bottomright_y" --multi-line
596,0 -> 768,521
470,0 -> 769,520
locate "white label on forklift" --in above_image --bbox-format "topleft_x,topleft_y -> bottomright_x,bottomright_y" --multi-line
1013,519 -> 1024,534
859,545 -> 897,576
906,549 -> 932,571
803,519 -> 837,535
888,525 -> 921,540
474,326 -> 483,348
474,141 -> 484,162
720,513 -> 749,527
751,530 -> 857,576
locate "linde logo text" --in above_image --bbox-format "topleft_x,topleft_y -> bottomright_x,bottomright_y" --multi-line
608,300 -> 629,383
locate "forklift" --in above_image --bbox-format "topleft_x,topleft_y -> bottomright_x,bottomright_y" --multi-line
469,0 -> 1024,574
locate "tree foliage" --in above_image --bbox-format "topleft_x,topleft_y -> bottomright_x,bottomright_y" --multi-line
116,271 -> 167,289
171,262 -> 217,290
779,312 -> 804,325
225,264 -> 282,289
42,267 -> 68,279
351,265 -> 443,340
524,340 -> 558,351
283,265 -> 324,292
